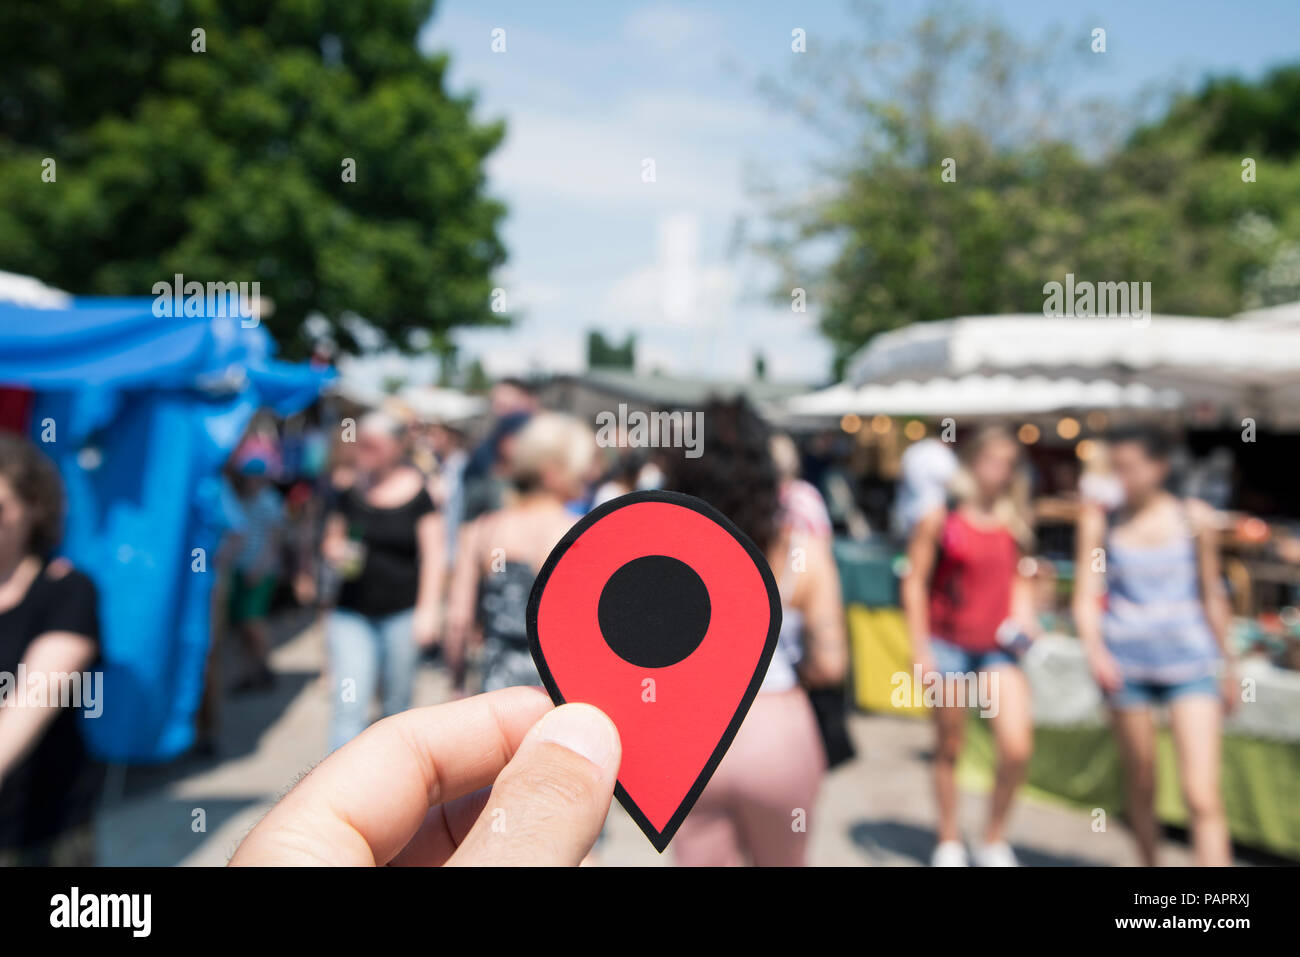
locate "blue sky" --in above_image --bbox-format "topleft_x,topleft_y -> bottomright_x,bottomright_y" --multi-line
414,0 -> 1300,385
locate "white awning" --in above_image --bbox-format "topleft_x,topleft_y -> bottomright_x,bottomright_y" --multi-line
845,314 -> 1300,397
781,374 -> 1183,422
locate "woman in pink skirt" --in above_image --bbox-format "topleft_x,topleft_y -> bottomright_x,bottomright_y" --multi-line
668,398 -> 847,866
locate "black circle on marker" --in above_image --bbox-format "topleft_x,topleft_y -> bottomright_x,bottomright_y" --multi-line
597,555 -> 711,668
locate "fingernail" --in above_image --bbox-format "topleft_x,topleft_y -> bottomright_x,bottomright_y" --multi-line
532,704 -> 619,770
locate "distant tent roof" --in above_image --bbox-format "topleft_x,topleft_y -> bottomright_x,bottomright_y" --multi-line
399,385 -> 488,424
0,269 -> 72,309
544,368 -> 814,408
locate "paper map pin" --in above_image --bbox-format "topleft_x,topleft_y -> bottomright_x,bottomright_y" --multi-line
526,490 -> 781,852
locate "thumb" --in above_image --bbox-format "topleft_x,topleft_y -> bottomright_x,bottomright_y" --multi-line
447,703 -> 621,866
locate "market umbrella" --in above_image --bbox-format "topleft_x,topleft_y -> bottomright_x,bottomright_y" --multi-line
844,313 -> 1300,425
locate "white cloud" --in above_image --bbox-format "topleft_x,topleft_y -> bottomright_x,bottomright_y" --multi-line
622,4 -> 725,55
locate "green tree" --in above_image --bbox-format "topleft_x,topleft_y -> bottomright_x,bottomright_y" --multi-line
0,0 -> 507,356
1132,65 -> 1300,161
463,357 -> 490,393
758,1 -> 1300,375
1129,64 -> 1300,309
587,330 -> 636,370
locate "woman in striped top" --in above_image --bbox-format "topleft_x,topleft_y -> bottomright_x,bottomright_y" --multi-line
1074,426 -> 1237,866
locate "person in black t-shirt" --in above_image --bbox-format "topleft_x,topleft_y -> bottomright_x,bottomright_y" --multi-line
320,413 -> 443,750
0,433 -> 102,866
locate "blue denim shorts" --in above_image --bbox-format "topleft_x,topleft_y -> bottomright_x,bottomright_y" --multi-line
1107,673 -> 1219,710
930,635 -> 1017,676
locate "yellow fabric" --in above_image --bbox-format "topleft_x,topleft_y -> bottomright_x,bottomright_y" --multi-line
848,604 -> 927,716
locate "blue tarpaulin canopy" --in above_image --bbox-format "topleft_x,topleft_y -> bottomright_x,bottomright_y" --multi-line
0,297 -> 331,762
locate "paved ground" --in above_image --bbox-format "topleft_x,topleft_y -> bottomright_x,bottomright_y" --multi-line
96,612 -> 1226,866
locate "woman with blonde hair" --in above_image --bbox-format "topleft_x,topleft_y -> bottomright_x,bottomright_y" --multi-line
901,425 -> 1038,866
447,413 -> 596,692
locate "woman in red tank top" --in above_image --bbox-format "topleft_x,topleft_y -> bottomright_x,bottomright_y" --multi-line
901,426 -> 1038,867
928,510 -> 1021,651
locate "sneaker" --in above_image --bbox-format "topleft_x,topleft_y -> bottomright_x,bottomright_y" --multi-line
930,840 -> 969,867
972,841 -> 1019,867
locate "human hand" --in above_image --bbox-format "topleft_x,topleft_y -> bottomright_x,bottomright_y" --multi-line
320,536 -> 351,567
911,642 -> 936,679
1017,616 -> 1043,642
1220,664 -> 1240,716
229,687 -> 620,866
293,571 -> 317,606
412,604 -> 441,649
444,615 -> 474,668
1086,646 -> 1124,695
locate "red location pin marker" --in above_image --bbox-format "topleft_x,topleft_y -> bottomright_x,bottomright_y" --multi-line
527,490 -> 781,852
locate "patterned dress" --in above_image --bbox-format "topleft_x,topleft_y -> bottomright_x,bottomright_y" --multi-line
477,561 -> 543,692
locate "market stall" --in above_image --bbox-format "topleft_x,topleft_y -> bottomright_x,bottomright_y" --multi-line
800,307 -> 1300,858
0,294 -> 331,763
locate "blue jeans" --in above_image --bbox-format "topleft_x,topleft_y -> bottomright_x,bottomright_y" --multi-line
327,607 -> 417,751
1107,673 -> 1219,711
930,635 -> 1017,677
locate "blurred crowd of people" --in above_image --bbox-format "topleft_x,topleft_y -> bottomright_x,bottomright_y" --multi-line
194,380 -> 855,865
0,376 -> 1269,867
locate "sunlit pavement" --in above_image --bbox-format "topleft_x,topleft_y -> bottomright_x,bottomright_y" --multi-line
96,612 -> 1228,867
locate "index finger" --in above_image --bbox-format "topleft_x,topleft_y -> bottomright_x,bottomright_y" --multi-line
230,686 -> 554,866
